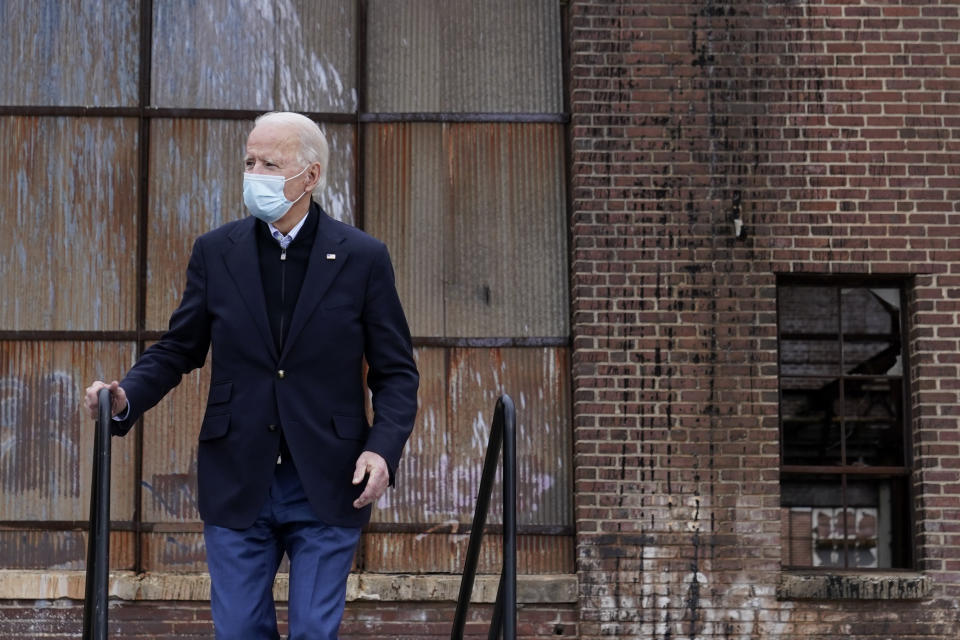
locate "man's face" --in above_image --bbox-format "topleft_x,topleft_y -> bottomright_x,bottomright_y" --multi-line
243,122 -> 307,202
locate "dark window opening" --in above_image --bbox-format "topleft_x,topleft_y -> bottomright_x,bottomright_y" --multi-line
778,281 -> 912,570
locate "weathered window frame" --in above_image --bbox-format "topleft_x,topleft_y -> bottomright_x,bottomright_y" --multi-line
776,276 -> 916,575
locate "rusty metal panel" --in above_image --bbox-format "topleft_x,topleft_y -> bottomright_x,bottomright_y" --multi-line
0,341 -> 138,521
143,531 -> 357,573
364,124 -> 446,336
152,0 -> 356,112
277,0 -> 357,113
364,123 -> 568,338
362,533 -> 573,574
0,117 -> 139,331
146,119 -> 356,330
142,532 -> 206,572
367,0 -> 563,113
140,358 -> 210,524
444,123 -> 568,337
370,347 -> 446,520
151,0 -> 269,110
318,124 -> 358,225
142,532 -> 294,573
373,347 -> 572,529
146,119 -> 249,331
0,530 -> 134,570
0,1 -> 139,107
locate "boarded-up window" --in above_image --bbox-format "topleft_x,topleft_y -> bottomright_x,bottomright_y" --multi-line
0,1 -> 571,577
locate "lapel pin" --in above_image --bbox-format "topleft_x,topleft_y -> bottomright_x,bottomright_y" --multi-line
326,253 -> 336,260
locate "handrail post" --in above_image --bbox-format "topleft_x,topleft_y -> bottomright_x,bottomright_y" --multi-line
82,388 -> 112,640
451,394 -> 517,640
500,395 -> 517,640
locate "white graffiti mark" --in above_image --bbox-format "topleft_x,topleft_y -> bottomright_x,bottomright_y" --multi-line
378,452 -> 558,524
0,372 -> 81,498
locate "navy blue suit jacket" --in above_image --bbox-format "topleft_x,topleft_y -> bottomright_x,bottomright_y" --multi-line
115,204 -> 419,529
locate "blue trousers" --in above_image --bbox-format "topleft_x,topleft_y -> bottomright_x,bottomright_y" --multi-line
203,458 -> 362,640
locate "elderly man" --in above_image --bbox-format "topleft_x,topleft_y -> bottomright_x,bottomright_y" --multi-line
85,111 -> 419,639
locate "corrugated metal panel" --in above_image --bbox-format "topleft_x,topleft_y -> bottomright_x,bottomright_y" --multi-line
0,341 -> 138,521
138,346 -> 572,552
367,0 -> 563,113
0,1 -> 139,107
362,533 -> 573,574
364,123 -> 568,338
373,347 -> 571,528
152,0 -> 356,112
147,119 -> 356,330
443,347 -> 572,527
151,0 -> 271,110
140,358 -> 210,524
445,123 -> 568,337
0,531 -> 134,570
146,119 -> 249,330
278,0 -> 357,113
142,532 -> 356,574
0,117 -> 139,331
366,1 -> 440,114
319,124 -> 358,225
364,124 -> 446,336
142,532 -> 206,572
369,348 -> 446,520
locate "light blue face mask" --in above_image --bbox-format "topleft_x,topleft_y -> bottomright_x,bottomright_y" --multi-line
242,165 -> 309,224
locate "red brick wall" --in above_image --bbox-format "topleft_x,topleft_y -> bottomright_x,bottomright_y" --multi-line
0,600 -> 578,639
570,0 -> 960,638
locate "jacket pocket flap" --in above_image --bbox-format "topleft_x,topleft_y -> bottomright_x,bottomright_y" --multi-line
208,381 -> 232,405
199,413 -> 230,441
332,415 -> 365,440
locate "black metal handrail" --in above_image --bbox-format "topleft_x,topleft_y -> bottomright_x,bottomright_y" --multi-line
82,387 -> 112,640
451,394 -> 516,640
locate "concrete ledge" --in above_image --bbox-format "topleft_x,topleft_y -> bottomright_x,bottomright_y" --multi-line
777,571 -> 931,601
0,571 -> 577,604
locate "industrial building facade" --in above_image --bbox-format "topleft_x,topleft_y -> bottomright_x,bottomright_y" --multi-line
1,1 -> 958,638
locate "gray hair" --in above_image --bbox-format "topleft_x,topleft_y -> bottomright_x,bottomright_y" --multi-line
254,111 -> 329,193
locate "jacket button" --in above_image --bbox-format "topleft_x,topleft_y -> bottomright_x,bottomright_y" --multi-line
277,370 -> 286,379
267,424 -> 277,432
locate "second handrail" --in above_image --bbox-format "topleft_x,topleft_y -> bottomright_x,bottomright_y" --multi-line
451,394 -> 517,640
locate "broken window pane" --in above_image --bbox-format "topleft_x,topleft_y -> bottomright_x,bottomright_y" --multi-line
779,281 -> 911,569
841,288 -> 900,336
844,341 -> 902,376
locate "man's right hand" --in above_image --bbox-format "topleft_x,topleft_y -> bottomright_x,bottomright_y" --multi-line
83,380 -> 128,420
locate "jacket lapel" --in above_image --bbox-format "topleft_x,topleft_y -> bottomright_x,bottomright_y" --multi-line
281,207 -> 347,360
222,217 -> 279,361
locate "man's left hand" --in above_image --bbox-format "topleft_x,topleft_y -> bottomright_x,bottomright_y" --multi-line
352,451 -> 389,509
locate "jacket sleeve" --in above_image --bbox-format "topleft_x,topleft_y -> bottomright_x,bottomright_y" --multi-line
113,237 -> 212,436
360,243 -> 419,481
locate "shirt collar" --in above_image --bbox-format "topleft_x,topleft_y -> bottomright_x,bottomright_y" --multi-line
268,210 -> 309,245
